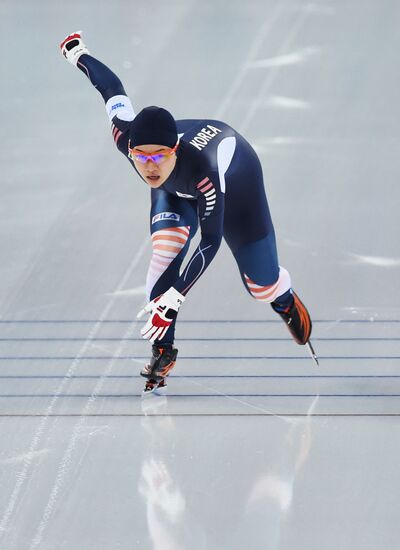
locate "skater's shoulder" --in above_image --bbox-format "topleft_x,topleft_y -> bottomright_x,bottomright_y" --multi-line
177,118 -> 234,140
177,118 -> 235,169
109,115 -> 130,152
110,114 -> 131,133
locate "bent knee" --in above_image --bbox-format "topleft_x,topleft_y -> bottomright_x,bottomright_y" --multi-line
244,266 -> 291,303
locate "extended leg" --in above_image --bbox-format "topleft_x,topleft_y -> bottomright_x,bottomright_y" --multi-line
232,234 -> 313,347
222,142 -> 315,354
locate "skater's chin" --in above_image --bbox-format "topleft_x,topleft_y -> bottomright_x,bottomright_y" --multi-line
146,175 -> 163,187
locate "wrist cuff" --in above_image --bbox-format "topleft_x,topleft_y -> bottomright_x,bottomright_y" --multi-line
106,95 -> 135,122
166,287 -> 185,307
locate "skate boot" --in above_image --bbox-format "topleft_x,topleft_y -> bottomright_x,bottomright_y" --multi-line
271,291 -> 311,344
141,345 -> 178,394
271,291 -> 319,365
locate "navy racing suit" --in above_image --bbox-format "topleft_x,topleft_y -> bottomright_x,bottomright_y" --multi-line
76,54 -> 291,344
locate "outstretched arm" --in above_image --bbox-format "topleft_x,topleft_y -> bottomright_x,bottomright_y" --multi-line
60,31 -> 135,122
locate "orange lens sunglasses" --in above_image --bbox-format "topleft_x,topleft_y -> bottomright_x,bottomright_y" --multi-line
128,141 -> 179,164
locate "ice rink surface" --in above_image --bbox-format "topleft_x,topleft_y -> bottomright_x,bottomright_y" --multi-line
1,0 -> 400,548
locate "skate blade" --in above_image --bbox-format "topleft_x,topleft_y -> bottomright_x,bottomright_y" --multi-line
153,384 -> 167,396
141,382 -> 167,398
306,340 -> 319,366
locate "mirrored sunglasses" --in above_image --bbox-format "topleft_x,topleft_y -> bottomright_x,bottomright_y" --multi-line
128,142 -> 179,164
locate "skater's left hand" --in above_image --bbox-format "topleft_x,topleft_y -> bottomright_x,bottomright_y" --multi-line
137,287 -> 185,343
60,30 -> 90,66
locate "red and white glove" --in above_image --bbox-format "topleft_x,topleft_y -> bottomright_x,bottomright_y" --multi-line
60,30 -> 90,66
137,287 -> 185,343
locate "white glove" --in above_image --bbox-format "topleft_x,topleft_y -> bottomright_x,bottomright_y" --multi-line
60,30 -> 90,66
137,287 -> 185,343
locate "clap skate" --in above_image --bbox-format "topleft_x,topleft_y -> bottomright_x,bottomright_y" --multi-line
141,345 -> 178,395
271,291 -> 319,365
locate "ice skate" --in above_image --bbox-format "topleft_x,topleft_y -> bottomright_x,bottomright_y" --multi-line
271,291 -> 319,365
142,378 -> 168,396
141,345 -> 178,395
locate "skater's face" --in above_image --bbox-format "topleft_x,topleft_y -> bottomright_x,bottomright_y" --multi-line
128,143 -> 178,188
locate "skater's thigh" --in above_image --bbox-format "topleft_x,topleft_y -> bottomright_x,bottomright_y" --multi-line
223,153 -> 274,250
222,153 -> 278,285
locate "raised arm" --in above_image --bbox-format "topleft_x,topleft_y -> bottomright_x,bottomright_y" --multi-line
60,31 -> 135,122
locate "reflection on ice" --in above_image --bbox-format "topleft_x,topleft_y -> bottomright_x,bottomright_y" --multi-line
139,458 -> 186,549
139,398 -> 189,549
247,475 -> 293,512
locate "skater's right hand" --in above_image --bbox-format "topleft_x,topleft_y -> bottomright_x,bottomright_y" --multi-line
137,287 -> 185,343
60,31 -> 90,66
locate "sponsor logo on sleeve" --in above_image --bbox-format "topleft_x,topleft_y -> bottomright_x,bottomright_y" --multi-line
152,212 -> 181,224
111,102 -> 125,111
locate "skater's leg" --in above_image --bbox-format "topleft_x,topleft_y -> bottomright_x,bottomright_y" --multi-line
141,191 -> 198,393
147,188 -> 198,347
230,233 -> 311,344
232,231 -> 292,307
222,154 -> 294,311
222,149 -> 312,345
232,234 -> 297,317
